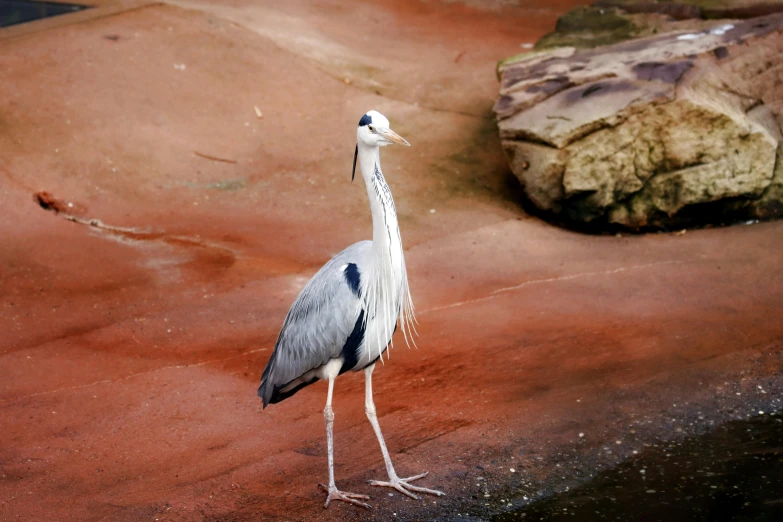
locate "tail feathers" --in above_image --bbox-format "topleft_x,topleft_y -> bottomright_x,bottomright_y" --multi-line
257,380 -> 272,408
258,354 -> 276,408
268,376 -> 319,405
258,360 -> 319,408
258,375 -> 319,408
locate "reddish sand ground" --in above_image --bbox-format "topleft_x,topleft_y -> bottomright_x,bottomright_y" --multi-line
1,1 -> 782,521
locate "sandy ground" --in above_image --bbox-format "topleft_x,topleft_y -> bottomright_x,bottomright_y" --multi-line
1,1 -> 782,521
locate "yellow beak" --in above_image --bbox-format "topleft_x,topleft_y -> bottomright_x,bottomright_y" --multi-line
379,128 -> 410,146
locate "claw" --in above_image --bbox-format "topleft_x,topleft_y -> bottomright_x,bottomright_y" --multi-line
367,471 -> 445,500
318,484 -> 372,509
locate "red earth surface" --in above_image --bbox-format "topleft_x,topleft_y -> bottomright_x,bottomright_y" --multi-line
1,1 -> 782,521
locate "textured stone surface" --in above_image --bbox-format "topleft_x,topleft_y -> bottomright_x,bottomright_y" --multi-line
496,14 -> 783,229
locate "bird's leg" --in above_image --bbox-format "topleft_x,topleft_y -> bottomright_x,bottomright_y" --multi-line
364,364 -> 445,499
319,376 -> 372,509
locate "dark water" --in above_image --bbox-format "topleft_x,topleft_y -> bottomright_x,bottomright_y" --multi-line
494,415 -> 783,522
0,0 -> 85,29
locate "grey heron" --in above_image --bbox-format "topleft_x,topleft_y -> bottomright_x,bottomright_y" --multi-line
258,111 -> 444,509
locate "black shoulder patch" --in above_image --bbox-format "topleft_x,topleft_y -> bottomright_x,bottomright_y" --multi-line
340,309 -> 366,374
358,113 -> 372,127
343,263 -> 361,297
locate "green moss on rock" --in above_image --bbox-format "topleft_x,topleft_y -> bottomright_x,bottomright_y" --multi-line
535,6 -> 641,50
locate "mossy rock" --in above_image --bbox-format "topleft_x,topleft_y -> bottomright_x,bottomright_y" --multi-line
596,0 -> 783,19
535,1 -> 783,51
535,6 -> 641,50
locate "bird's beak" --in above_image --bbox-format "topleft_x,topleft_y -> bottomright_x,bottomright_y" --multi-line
379,128 -> 411,146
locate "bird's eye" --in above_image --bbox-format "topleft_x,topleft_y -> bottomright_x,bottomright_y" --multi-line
368,125 -> 375,133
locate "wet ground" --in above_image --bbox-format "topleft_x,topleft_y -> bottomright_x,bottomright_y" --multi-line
1,1 -> 783,521
0,1 -> 86,29
495,414 -> 783,522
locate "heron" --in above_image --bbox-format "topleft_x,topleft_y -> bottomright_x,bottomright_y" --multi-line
258,110 -> 444,509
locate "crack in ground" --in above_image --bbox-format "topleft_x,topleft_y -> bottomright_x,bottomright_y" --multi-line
32,190 -> 237,277
24,194 -> 697,405
420,259 -> 689,315
2,259 -> 691,405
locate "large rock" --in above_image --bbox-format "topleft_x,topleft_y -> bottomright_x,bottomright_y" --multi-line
496,14 -> 783,229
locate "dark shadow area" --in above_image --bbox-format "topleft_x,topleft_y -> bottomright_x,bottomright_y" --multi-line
494,414 -> 783,522
504,173 -> 770,237
0,0 -> 86,28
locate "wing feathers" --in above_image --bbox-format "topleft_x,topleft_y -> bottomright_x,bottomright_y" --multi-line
258,243 -> 371,407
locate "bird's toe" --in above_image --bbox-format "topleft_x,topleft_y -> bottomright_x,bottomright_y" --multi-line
319,484 -> 372,509
367,473 -> 444,499
401,471 -> 429,482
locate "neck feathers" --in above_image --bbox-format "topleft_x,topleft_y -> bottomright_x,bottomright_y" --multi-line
356,144 -> 417,357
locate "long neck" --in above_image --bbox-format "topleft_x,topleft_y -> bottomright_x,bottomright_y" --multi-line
357,144 -> 401,258
356,142 -> 417,352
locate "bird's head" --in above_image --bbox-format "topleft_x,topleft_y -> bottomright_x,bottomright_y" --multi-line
353,110 -> 409,181
356,110 -> 409,148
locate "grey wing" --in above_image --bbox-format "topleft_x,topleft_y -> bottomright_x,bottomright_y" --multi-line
258,241 -> 371,407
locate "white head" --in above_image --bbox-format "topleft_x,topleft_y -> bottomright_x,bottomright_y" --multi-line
352,110 -> 410,181
356,110 -> 410,148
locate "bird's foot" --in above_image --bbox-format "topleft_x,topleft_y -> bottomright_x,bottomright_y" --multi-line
318,483 -> 372,509
367,471 -> 445,500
